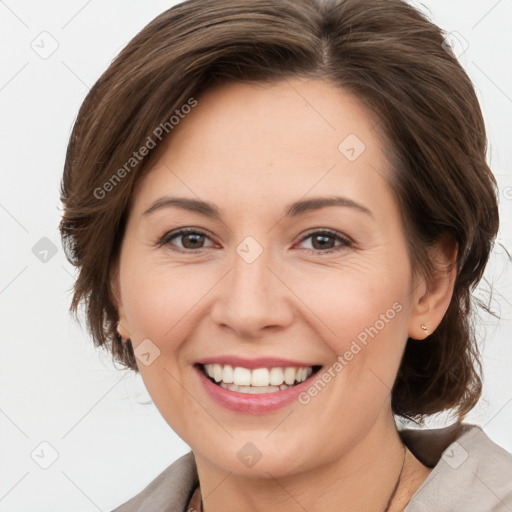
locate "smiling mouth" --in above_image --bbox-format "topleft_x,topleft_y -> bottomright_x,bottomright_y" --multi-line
197,363 -> 322,394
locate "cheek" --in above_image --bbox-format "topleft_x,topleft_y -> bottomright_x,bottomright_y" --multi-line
290,262 -> 410,343
120,258 -> 219,344
285,258 -> 412,397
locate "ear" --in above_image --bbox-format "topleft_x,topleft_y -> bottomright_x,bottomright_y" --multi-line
408,234 -> 458,340
110,259 -> 130,339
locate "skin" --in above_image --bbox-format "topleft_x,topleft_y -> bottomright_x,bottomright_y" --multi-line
113,77 -> 457,512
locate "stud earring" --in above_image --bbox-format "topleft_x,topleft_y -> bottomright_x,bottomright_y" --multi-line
420,324 -> 429,336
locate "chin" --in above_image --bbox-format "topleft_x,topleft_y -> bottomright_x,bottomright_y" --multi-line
192,434 -> 318,479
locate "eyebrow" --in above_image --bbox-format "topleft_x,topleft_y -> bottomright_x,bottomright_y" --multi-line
142,195 -> 373,219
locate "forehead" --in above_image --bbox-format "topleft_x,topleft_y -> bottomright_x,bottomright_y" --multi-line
131,77 -> 394,217
166,77 -> 384,163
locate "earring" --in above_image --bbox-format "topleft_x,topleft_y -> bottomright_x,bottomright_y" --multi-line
420,323 -> 429,336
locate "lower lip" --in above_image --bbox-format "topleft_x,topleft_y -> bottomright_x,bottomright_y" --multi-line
196,366 -> 319,414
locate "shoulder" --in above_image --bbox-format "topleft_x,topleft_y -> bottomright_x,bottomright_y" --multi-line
111,451 -> 198,512
402,423 -> 512,511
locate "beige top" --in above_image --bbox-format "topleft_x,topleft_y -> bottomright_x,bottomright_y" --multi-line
112,423 -> 512,511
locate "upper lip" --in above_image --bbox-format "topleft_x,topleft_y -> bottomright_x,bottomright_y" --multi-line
196,356 -> 320,369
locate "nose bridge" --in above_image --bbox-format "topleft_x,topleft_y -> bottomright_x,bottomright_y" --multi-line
231,242 -> 276,315
211,238 -> 292,336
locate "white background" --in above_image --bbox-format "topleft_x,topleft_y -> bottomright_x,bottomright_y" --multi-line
1,1 -> 511,510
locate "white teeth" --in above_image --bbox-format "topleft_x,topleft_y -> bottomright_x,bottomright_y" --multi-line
212,364 -> 222,382
219,382 -> 287,394
222,364 -> 234,384
284,367 -> 296,385
239,385 -> 280,394
203,364 -> 315,390
233,367 -> 252,386
269,367 -> 284,386
251,368 -> 270,386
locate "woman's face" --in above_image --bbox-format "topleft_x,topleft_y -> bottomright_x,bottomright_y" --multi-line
113,77 -> 428,477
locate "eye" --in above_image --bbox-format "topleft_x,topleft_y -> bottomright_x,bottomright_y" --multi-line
296,229 -> 352,253
158,228 -> 215,251
157,228 -> 352,254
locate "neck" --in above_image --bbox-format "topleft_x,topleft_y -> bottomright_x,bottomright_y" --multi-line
194,411 -> 417,512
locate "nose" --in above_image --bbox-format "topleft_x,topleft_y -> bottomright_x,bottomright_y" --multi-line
210,246 -> 294,339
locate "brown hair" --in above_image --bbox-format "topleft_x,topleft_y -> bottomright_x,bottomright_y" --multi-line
59,0 -> 499,423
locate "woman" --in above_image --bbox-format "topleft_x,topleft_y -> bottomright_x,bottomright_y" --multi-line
59,0 -> 512,510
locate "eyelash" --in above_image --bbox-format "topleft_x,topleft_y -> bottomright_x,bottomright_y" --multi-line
157,228 -> 353,254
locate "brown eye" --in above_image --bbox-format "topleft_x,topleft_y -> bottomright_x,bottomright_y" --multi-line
297,230 -> 352,253
160,229 -> 215,251
180,232 -> 206,249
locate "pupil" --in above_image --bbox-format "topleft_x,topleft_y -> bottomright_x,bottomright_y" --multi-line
183,233 -> 204,248
313,234 -> 333,250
